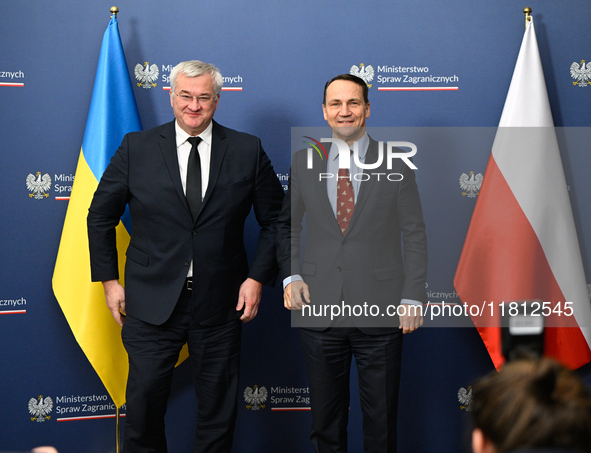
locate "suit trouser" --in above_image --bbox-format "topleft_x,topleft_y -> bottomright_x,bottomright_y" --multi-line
299,327 -> 403,453
121,285 -> 241,453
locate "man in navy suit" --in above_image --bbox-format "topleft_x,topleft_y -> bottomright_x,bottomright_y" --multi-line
88,60 -> 284,453
276,74 -> 428,452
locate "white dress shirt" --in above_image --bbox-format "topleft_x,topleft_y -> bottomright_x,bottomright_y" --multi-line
175,120 -> 213,277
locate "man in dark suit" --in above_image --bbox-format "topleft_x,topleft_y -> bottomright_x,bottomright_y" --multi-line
87,60 -> 284,453
276,74 -> 428,452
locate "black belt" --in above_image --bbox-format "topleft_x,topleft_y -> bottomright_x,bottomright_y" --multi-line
185,278 -> 193,291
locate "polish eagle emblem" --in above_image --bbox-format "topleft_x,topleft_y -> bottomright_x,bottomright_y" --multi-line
570,60 -> 591,87
26,172 -> 52,199
459,171 -> 483,198
244,385 -> 268,411
457,386 -> 473,411
350,63 -> 375,88
29,395 -> 53,422
134,62 -> 159,89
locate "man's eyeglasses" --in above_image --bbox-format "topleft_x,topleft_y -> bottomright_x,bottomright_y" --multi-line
173,92 -> 217,106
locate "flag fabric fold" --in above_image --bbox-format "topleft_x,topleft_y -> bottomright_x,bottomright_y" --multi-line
454,17 -> 591,370
52,15 -> 142,408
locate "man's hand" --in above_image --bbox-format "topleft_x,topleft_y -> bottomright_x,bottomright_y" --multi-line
236,278 -> 263,322
399,305 -> 423,334
103,279 -> 126,327
283,281 -> 310,310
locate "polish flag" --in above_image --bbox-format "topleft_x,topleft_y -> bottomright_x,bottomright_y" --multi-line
454,17 -> 591,370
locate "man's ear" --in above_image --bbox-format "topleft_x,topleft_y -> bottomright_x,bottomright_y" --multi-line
472,428 -> 496,453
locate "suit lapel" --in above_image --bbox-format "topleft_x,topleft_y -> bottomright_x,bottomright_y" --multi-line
312,151 -> 342,233
200,120 -> 228,213
158,121 -> 192,219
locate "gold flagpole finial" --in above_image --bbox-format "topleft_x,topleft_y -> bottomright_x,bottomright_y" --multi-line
523,7 -> 532,29
110,6 -> 119,18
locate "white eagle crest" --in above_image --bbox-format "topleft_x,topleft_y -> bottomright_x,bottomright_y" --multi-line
244,385 -> 268,411
26,172 -> 52,199
29,395 -> 53,422
457,386 -> 473,411
350,63 -> 375,88
135,62 -> 159,89
459,171 -> 483,198
570,60 -> 591,87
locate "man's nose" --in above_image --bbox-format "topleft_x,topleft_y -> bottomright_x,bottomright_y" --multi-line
339,104 -> 351,116
187,97 -> 202,109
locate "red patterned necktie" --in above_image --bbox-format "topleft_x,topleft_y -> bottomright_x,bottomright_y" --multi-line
336,168 -> 354,235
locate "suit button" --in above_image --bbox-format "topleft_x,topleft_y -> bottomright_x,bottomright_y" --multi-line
192,231 -> 197,236
184,261 -> 189,266
337,266 -> 342,272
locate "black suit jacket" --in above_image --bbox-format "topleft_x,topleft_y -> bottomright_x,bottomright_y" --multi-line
276,137 -> 427,332
88,120 -> 284,326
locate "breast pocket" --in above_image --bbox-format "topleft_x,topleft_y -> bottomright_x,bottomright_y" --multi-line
213,178 -> 253,212
226,179 -> 251,190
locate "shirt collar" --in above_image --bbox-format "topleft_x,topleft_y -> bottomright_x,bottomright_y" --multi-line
175,120 -> 213,147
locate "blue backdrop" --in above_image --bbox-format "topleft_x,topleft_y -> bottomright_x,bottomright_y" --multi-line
1,1 -> 590,452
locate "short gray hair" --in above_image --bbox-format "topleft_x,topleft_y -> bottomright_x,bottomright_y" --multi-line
170,60 -> 223,97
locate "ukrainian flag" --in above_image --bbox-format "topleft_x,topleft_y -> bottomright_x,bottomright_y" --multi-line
52,14 -> 141,409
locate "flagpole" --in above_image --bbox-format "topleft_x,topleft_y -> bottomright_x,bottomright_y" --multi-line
111,9 -> 122,453
523,7 -> 532,29
116,406 -> 121,453
112,5 -> 122,452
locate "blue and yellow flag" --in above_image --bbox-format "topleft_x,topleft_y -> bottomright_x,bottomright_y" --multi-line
52,14 -> 141,408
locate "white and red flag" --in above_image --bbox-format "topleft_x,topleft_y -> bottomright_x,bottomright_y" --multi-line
454,17 -> 591,370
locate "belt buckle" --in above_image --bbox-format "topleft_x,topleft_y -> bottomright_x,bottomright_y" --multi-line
186,278 -> 193,290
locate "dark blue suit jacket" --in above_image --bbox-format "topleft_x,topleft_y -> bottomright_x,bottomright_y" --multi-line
88,120 -> 284,325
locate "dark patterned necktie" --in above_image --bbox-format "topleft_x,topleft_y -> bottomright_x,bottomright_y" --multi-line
186,136 -> 202,220
336,168 -> 354,235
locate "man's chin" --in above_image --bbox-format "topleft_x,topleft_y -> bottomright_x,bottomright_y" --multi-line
333,126 -> 363,142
